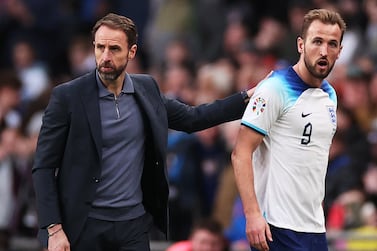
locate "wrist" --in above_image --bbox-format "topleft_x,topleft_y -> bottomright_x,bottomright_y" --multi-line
241,90 -> 250,103
47,223 -> 61,233
48,227 -> 63,237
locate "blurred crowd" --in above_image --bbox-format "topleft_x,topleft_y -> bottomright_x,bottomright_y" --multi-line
0,0 -> 377,250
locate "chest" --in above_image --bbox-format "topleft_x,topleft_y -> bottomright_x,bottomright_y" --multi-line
275,89 -> 337,145
99,93 -> 145,147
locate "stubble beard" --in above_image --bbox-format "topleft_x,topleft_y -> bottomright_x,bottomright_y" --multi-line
304,55 -> 335,80
98,62 -> 128,81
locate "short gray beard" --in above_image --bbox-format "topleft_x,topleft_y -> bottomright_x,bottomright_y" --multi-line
99,72 -> 120,81
98,62 -> 128,81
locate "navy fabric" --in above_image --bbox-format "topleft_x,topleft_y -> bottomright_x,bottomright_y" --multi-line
250,225 -> 328,251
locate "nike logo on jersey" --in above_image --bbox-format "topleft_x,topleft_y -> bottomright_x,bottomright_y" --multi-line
301,112 -> 312,118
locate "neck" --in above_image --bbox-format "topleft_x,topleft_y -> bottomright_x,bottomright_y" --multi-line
100,73 -> 126,96
293,63 -> 322,88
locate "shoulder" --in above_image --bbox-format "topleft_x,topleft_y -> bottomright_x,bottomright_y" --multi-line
129,73 -> 156,84
258,68 -> 292,90
130,73 -> 161,95
321,80 -> 337,103
255,69 -> 289,98
254,67 -> 309,108
54,71 -> 96,92
50,71 -> 97,103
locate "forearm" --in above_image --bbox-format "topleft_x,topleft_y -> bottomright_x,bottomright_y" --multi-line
32,168 -> 62,228
166,91 -> 247,132
232,152 -> 261,218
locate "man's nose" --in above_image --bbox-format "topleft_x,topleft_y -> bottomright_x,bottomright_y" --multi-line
320,45 -> 328,57
102,49 -> 112,61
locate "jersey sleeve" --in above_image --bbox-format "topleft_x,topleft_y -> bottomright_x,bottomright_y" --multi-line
241,78 -> 284,136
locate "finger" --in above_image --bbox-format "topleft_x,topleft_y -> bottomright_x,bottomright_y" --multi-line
251,242 -> 261,251
250,235 -> 261,250
250,237 -> 259,248
247,232 -> 258,246
266,224 -> 273,242
258,234 -> 269,251
260,240 -> 269,251
254,243 -> 267,251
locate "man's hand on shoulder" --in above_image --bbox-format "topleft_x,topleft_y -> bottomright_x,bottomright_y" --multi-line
245,70 -> 273,103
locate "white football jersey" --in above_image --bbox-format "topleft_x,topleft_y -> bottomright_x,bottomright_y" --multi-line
242,67 -> 337,233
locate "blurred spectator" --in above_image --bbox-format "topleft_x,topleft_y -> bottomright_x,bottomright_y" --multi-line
76,0 -> 111,31
363,0 -> 377,63
368,70 -> 377,125
210,120 -> 249,251
324,129 -> 364,220
312,0 -> 338,9
367,122 -> 377,167
11,39 -> 50,111
363,164 -> 377,204
161,64 -> 196,104
252,16 -> 286,64
0,70 -> 22,125
194,126 -> 228,218
335,105 -> 369,174
234,41 -> 261,68
335,0 -> 365,65
234,43 -> 271,91
167,126 -> 228,241
166,218 -> 228,251
10,87 -> 52,239
222,20 -> 250,64
345,201 -> 377,251
161,38 -> 195,73
145,0 -> 197,68
327,189 -> 366,232
212,120 -> 241,230
0,128 -> 18,250
326,103 -> 371,234
195,59 -> 236,103
0,0 -> 67,73
67,34 -> 96,78
110,0 -> 150,56
223,196 -> 248,251
167,130 -> 201,241
0,69 -> 22,250
277,0 -> 312,64
194,0 -> 227,63
339,63 -> 373,133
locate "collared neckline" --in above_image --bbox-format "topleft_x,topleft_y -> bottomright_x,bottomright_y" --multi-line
96,71 -> 135,97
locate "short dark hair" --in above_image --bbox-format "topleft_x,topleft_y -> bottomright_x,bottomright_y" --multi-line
191,218 -> 223,236
92,13 -> 138,48
301,9 -> 347,43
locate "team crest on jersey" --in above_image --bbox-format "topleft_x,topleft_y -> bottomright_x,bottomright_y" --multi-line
327,106 -> 336,125
252,97 -> 266,115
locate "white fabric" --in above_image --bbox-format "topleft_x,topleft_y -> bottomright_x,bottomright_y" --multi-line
242,67 -> 337,233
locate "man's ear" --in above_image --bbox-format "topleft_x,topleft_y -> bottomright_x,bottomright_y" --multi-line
128,44 -> 137,59
297,37 -> 304,54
